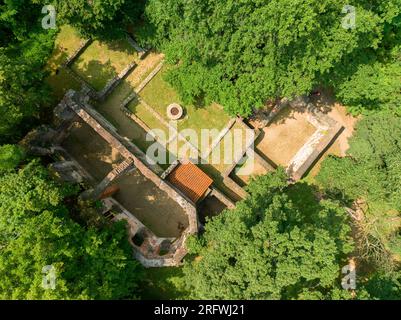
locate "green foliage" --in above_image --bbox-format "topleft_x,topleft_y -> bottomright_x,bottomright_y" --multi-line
316,112 -> 401,269
0,160 -> 74,244
0,0 -> 44,44
361,271 -> 401,300
0,1 -> 56,142
336,59 -> 401,115
0,48 -> 53,141
45,0 -> 145,39
0,161 -> 142,299
0,212 -> 142,300
0,144 -> 25,171
140,0 -> 398,116
181,169 -> 353,299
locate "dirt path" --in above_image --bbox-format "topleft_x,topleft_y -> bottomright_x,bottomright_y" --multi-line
327,104 -> 359,156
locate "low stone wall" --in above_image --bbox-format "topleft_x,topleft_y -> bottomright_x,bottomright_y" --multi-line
222,121 -> 261,178
64,38 -> 137,102
285,102 -> 344,181
89,159 -> 135,200
97,61 -> 137,101
135,61 -> 164,94
63,67 -> 98,99
64,39 -> 92,67
289,123 -> 344,181
210,188 -> 236,209
202,118 -> 236,159
223,176 -> 248,199
161,160 -> 180,180
126,35 -> 148,59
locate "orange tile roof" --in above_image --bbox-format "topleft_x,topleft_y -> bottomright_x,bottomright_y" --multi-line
167,162 -> 213,203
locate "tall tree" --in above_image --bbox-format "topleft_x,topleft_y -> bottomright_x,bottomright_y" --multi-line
46,0 -> 145,39
316,112 -> 401,270
0,160 -> 142,299
140,0 -> 395,116
181,169 -> 354,299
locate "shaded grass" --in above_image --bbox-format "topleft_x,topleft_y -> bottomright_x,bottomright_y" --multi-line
141,267 -> 187,300
71,39 -> 138,91
45,25 -> 83,100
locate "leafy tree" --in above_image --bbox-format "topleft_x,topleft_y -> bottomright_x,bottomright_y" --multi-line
0,160 -> 75,244
140,0 -> 396,116
0,144 -> 25,172
360,271 -> 401,300
334,55 -> 401,115
45,0 -> 145,39
181,169 -> 354,299
0,0 -> 44,44
0,161 -> 142,299
316,112 -> 401,269
0,1 -> 56,143
0,49 -> 53,141
0,211 -> 142,300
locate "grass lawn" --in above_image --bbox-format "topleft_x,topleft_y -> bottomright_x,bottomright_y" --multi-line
207,122 -> 253,174
141,267 -> 187,300
139,67 -> 231,137
71,39 -> 138,91
128,99 -> 170,144
45,25 -> 83,100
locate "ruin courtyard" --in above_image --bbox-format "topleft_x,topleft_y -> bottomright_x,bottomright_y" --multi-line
26,26 -> 356,268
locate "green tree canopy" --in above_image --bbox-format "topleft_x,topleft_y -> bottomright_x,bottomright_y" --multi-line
181,169 -> 354,299
0,144 -> 25,172
0,1 -> 56,142
316,112 -> 401,269
0,160 -> 142,299
140,0 -> 398,116
46,0 -> 145,39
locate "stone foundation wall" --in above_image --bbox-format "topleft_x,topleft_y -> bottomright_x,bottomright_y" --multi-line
56,90 -> 198,267
64,39 -> 92,67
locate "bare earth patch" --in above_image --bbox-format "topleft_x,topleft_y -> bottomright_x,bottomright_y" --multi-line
256,108 -> 316,167
61,121 -> 123,183
112,171 -> 189,238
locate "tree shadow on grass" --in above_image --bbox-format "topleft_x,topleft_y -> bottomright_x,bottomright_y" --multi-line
73,59 -> 117,91
103,38 -> 138,57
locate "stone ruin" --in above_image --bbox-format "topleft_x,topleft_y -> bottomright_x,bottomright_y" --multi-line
26,89 -> 199,268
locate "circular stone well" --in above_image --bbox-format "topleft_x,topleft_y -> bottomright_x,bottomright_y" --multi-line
167,103 -> 184,120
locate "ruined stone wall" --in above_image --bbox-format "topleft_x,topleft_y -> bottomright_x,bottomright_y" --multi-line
57,90 -> 199,267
